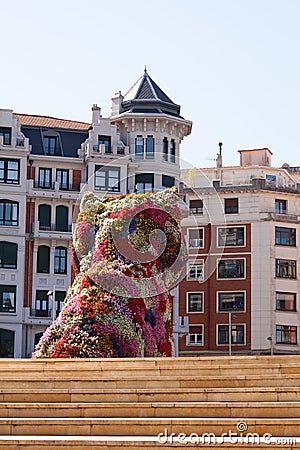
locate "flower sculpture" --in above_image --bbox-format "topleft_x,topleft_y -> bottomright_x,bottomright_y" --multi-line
33,187 -> 186,358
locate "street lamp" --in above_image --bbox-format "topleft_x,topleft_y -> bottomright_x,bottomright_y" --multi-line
267,336 -> 274,356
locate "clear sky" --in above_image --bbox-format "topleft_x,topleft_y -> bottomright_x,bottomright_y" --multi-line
1,0 -> 299,169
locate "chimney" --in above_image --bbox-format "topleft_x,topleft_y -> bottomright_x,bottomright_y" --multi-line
92,104 -> 101,124
111,91 -> 124,116
216,142 -> 223,168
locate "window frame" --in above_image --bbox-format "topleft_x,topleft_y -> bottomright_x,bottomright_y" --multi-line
0,200 -> 19,227
162,137 -> 168,161
275,259 -> 297,279
37,245 -> 50,274
98,135 -> 112,154
0,285 -> 16,313
187,324 -> 204,346
187,259 -> 204,281
0,127 -> 12,145
38,168 -> 52,189
35,290 -> 50,317
276,324 -> 297,345
217,323 -> 246,345
224,198 -> 239,214
0,242 -> 17,269
275,199 -> 287,214
187,228 -> 204,249
54,246 -> 67,274
217,291 -> 246,312
162,175 -> 175,190
43,136 -> 59,155
135,173 -> 154,194
56,169 -> 69,190
217,258 -> 246,280
170,139 -> 175,163
275,226 -> 296,246
94,165 -> 120,192
217,226 -> 246,248
276,292 -> 296,312
0,159 -> 20,184
186,292 -> 204,313
189,199 -> 203,215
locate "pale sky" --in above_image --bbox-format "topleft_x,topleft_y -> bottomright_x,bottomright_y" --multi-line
1,0 -> 300,169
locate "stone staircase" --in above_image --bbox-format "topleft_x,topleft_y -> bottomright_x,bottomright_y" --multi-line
0,355 -> 299,449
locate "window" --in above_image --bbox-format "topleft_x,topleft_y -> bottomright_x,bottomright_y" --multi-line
275,199 -> 287,214
266,174 -> 276,186
146,136 -> 154,159
162,175 -> 175,189
162,137 -> 168,161
0,285 -> 16,313
276,259 -> 297,279
55,205 -> 69,232
276,292 -> 296,312
0,127 -> 11,145
0,200 -> 19,226
276,325 -> 297,344
38,168 -> 52,189
189,199 -> 203,215
187,325 -> 204,345
188,228 -> 204,248
218,292 -> 245,312
218,227 -> 245,247
275,227 -> 296,246
95,166 -> 120,192
37,245 -> 50,273
55,291 -> 66,316
54,247 -> 67,274
56,169 -> 69,190
0,159 -> 20,184
187,260 -> 204,281
0,242 -> 17,269
135,136 -> 144,159
43,136 -> 59,155
218,259 -> 245,279
35,290 -> 49,317
98,135 -> 112,153
0,329 -> 14,357
217,324 -> 245,345
224,198 -> 239,214
34,332 -> 43,347
38,204 -> 51,230
170,139 -> 175,163
187,292 -> 204,313
135,173 -> 154,194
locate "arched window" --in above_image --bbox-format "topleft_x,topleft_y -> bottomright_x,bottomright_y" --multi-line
55,205 -> 68,232
54,247 -> 67,274
38,204 -> 51,230
0,242 -> 17,268
0,200 -> 19,226
0,329 -> 14,358
37,245 -> 50,273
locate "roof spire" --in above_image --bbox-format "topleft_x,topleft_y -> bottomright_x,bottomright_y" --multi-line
144,65 -> 147,74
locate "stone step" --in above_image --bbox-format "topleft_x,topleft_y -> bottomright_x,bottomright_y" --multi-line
0,401 -> 299,418
2,386 -> 300,403
0,374 -> 299,390
1,364 -> 300,378
0,418 -> 300,437
0,436 -> 298,450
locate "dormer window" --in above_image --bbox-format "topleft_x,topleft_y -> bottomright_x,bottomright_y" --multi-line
98,135 -> 111,153
43,136 -> 59,155
0,128 -> 11,145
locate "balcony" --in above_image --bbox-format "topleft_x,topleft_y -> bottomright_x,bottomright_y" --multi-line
33,181 -> 55,190
57,184 -> 81,192
33,221 -> 73,238
30,308 -> 52,318
260,209 -> 300,224
86,142 -> 129,158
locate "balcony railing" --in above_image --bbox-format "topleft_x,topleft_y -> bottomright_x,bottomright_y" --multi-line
38,224 -> 72,232
16,138 -> 25,147
58,184 -> 81,192
30,308 -> 52,318
33,181 -> 55,190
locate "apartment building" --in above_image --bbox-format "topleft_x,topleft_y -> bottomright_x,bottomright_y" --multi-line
0,70 -> 192,357
178,147 -> 300,355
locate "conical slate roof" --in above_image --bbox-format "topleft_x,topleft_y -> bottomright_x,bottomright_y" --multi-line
121,69 -> 182,117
